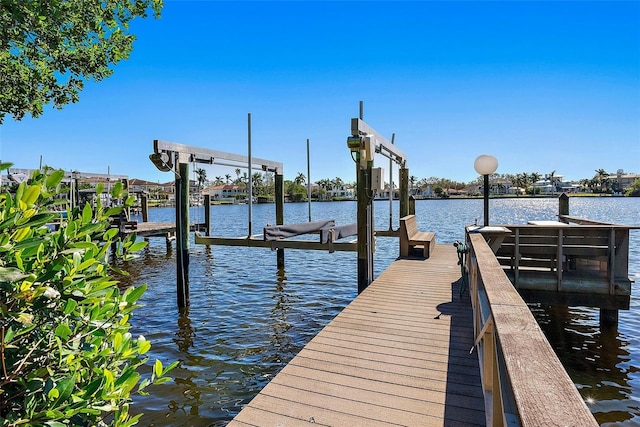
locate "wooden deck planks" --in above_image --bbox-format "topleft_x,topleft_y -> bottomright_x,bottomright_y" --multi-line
228,244 -> 485,426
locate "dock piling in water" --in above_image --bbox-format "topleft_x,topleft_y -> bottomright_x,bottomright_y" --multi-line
176,160 -> 190,308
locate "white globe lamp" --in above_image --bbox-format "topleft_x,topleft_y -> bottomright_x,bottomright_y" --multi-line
474,155 -> 498,226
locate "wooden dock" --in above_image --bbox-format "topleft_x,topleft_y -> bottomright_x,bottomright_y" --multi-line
228,244 -> 485,426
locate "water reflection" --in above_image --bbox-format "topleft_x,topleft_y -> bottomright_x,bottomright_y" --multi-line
532,304 -> 637,425
269,268 -> 292,364
175,308 -> 195,353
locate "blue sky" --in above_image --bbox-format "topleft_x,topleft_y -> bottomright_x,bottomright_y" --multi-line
1,1 -> 638,185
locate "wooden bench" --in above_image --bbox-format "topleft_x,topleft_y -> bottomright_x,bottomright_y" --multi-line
399,215 -> 436,258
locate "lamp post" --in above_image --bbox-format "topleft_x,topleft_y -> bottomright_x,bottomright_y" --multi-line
474,154 -> 498,226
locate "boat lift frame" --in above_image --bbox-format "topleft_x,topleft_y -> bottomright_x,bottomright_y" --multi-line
348,103 -> 412,293
150,132 -> 284,308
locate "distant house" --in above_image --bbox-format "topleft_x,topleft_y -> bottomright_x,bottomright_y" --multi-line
508,186 -> 526,195
203,184 -> 245,202
328,186 -> 355,200
446,188 -> 468,196
129,179 -> 172,195
533,174 -> 580,194
611,170 -> 640,190
474,178 -> 512,196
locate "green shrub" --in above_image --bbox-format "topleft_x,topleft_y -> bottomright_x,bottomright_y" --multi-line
0,164 -> 177,426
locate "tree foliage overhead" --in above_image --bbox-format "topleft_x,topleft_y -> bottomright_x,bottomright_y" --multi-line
0,0 -> 163,124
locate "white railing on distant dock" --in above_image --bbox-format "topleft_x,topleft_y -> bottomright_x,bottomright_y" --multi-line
465,231 -> 598,427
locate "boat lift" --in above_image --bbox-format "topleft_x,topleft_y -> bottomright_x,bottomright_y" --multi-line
151,114 -> 358,307
348,102 -> 410,292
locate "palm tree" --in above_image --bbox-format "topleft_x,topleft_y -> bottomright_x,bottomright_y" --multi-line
317,178 -> 331,200
333,177 -> 344,190
252,172 -> 264,195
530,172 -> 541,183
294,172 -> 306,186
548,170 -> 556,195
195,168 -> 207,190
214,176 -> 223,186
579,178 -> 591,193
513,174 -> 525,196
529,172 -> 541,195
225,174 -> 231,184
409,175 -> 417,195
595,168 -> 609,193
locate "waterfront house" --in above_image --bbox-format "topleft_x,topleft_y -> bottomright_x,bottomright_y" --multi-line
203,184 -> 245,203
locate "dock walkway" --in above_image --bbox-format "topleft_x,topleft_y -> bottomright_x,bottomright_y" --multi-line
228,244 -> 485,426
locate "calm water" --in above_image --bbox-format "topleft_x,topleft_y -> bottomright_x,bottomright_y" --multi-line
122,197 -> 640,426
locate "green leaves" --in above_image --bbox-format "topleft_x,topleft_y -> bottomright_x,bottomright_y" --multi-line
0,1 -> 163,123
0,166 -> 176,425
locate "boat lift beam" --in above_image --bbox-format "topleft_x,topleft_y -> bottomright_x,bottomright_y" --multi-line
194,234 -> 357,253
350,118 -> 406,167
152,139 -> 283,174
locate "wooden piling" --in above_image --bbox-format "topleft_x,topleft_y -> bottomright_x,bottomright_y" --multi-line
409,195 -> 416,216
600,308 -> 619,329
141,194 -> 149,223
275,173 -> 285,269
399,167 -> 409,218
357,163 -> 374,293
176,161 -> 190,308
204,194 -> 211,236
559,192 -> 569,220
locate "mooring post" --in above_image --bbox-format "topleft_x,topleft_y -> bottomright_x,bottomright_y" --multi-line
399,167 -> 409,218
176,160 -> 190,308
409,195 -> 416,215
204,194 -> 211,236
275,173 -> 285,269
559,192 -> 569,222
141,194 -> 149,222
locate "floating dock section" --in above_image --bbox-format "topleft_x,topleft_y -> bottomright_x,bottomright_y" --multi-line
228,244 -> 485,426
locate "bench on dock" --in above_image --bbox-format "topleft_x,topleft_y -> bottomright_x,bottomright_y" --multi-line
399,215 -> 435,258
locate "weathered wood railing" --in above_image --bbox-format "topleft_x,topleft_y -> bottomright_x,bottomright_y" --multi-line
494,223 -> 633,295
466,231 -> 598,427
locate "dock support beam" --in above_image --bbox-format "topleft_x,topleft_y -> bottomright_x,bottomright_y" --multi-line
176,161 -> 190,308
400,167 -> 409,218
275,173 -> 285,269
